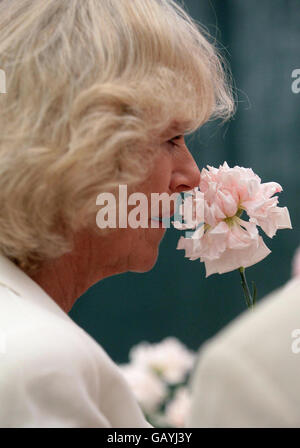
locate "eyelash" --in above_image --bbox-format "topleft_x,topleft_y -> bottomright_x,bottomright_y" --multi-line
168,135 -> 182,147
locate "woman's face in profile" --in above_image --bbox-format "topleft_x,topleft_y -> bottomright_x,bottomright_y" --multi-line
36,132 -> 202,298
89,133 -> 201,277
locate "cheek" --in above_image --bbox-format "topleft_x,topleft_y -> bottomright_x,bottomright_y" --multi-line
147,153 -> 173,191
135,146 -> 173,192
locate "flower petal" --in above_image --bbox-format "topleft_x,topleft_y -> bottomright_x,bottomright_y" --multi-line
204,235 -> 271,277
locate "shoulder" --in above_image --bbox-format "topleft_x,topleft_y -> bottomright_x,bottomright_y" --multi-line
0,259 -> 150,427
204,276 -> 300,357
194,277 -> 300,356
0,285 -> 126,392
188,278 -> 300,427
195,277 -> 300,378
0,286 -> 150,427
0,281 -> 107,406
0,299 -> 97,392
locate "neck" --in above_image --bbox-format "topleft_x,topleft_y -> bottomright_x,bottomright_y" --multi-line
27,228 -> 124,313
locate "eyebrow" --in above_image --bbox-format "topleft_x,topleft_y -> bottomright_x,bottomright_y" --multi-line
161,120 -> 193,139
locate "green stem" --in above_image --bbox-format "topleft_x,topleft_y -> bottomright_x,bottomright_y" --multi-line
238,267 -> 255,310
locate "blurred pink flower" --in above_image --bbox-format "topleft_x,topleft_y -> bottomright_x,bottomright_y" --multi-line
292,247 -> 300,278
119,363 -> 167,414
165,387 -> 191,428
129,337 -> 195,384
175,162 -> 292,277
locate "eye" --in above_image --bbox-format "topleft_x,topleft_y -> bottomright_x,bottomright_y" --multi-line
168,135 -> 184,147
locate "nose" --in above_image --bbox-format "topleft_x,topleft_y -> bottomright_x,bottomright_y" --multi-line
169,144 -> 201,193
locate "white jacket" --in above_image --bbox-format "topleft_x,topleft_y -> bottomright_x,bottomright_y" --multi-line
0,254 -> 150,428
187,276 -> 300,428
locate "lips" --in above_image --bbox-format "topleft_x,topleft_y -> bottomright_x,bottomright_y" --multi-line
149,207 -> 175,228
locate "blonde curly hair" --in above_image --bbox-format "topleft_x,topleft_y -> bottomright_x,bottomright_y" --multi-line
0,0 -> 234,272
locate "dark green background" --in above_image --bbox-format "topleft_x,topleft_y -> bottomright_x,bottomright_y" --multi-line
69,0 -> 300,363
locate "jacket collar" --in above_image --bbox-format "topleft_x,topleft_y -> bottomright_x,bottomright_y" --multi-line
0,253 -> 71,321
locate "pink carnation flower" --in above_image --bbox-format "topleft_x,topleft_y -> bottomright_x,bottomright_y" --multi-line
175,162 -> 292,277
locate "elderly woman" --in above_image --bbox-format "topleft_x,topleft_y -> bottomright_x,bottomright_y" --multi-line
0,0 -> 233,427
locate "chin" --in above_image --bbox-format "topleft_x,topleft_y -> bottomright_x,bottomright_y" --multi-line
130,247 -> 159,273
